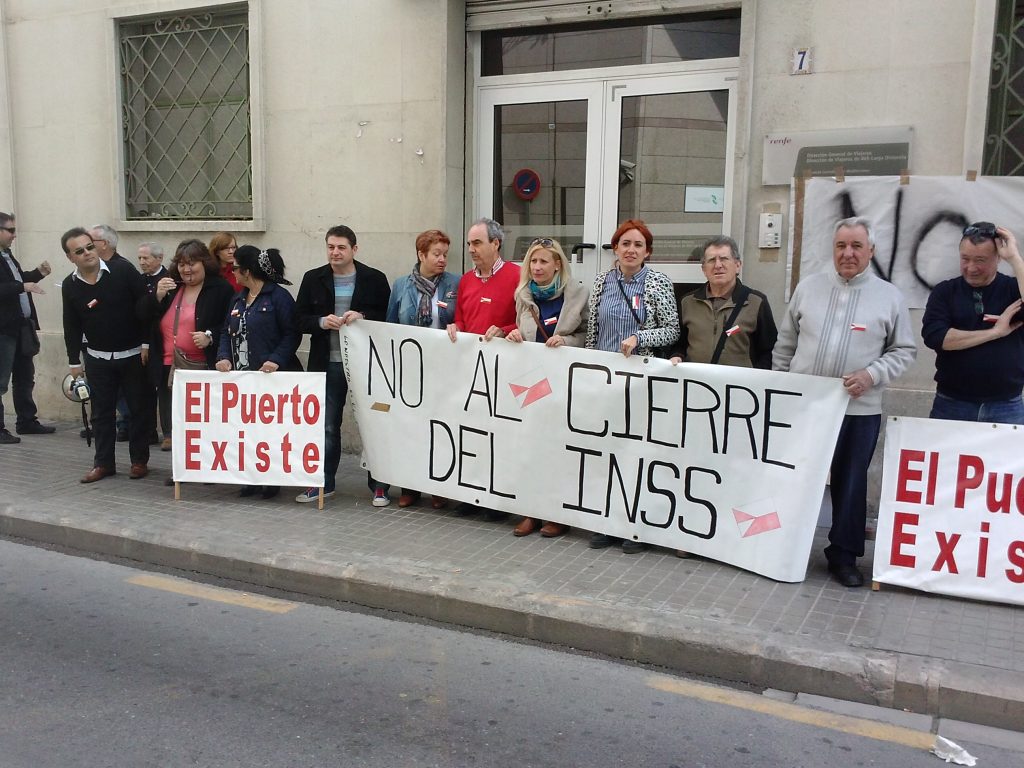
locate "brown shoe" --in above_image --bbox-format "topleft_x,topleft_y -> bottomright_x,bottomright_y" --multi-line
539,522 -> 567,538
160,437 -> 172,452
81,466 -> 115,484
398,492 -> 421,508
513,517 -> 538,537
431,496 -> 448,509
129,463 -> 149,480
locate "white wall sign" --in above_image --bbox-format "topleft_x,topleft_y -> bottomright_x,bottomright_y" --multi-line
763,126 -> 912,185
171,370 -> 326,487
684,185 -> 726,213
874,417 -> 1024,607
344,321 -> 849,583
795,175 -> 1024,307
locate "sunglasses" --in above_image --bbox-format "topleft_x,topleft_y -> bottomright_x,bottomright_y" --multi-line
530,238 -> 556,248
0,227 -> 14,234
963,222 -> 997,239
71,243 -> 97,257
972,290 -> 985,316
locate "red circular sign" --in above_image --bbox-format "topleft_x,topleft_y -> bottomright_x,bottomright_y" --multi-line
512,168 -> 541,201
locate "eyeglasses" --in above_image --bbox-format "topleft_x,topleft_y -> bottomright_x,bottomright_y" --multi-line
702,255 -> 735,265
0,227 -> 15,234
963,222 -> 997,239
972,290 -> 984,316
530,238 -> 555,248
71,243 -> 97,257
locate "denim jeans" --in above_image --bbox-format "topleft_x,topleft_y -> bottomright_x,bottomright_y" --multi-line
0,328 -> 39,431
930,392 -> 1024,425
323,361 -> 385,495
824,413 -> 882,568
322,362 -> 348,494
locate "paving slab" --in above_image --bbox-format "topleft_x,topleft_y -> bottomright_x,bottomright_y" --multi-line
2,425 -> 1023,731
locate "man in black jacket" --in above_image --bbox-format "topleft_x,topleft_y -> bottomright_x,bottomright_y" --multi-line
61,227 -> 151,483
293,224 -> 390,504
0,211 -> 55,443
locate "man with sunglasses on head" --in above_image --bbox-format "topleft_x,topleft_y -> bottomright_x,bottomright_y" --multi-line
60,227 -> 151,483
0,211 -> 55,443
922,222 -> 1024,424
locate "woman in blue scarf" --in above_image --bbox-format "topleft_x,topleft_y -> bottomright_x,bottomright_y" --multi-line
504,237 -> 589,538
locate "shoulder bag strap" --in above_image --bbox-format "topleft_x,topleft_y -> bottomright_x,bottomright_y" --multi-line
710,285 -> 750,365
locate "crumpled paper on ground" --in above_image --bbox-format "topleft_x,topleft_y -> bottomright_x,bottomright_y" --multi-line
931,735 -> 977,766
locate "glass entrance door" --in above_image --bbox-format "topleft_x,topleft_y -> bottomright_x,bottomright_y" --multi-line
477,69 -> 736,287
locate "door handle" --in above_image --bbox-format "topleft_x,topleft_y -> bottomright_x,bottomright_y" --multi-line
571,243 -> 595,257
601,243 -> 613,251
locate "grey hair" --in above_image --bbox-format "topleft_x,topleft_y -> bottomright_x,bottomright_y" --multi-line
702,235 -> 741,261
472,217 -> 504,248
139,241 -> 164,259
90,223 -> 119,248
833,216 -> 875,246
0,211 -> 13,228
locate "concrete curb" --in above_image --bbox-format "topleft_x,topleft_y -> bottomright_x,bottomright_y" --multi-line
3,505 -> 1022,731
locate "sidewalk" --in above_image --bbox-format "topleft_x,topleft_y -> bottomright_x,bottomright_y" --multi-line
2,424 -> 1022,731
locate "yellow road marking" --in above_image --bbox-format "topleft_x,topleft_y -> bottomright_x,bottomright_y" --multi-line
647,675 -> 935,751
126,574 -> 296,614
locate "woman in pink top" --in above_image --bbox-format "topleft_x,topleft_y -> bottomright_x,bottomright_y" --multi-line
139,240 -> 234,457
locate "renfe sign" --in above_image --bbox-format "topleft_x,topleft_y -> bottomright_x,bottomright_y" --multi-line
874,417 -> 1024,606
344,321 -> 849,583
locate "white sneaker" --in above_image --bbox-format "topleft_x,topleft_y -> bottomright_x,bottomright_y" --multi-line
372,488 -> 390,507
295,487 -> 334,503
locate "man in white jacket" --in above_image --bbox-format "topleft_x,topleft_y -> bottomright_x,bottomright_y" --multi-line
773,217 -> 917,588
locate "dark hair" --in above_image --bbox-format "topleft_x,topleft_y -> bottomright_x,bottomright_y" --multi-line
61,227 -> 91,253
169,239 -> 220,280
610,219 -> 654,253
0,211 -> 13,228
702,235 -> 740,261
961,221 -> 998,247
416,229 -> 451,259
235,245 -> 291,285
325,225 -> 357,246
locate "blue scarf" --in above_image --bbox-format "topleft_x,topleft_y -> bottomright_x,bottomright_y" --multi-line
529,273 -> 562,303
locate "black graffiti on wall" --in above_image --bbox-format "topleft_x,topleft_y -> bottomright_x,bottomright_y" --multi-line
835,188 -> 969,291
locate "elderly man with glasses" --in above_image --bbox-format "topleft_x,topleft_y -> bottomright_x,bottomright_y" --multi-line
922,222 -> 1024,425
669,235 -> 777,370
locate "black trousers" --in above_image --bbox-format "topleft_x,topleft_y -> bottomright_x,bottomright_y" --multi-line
84,353 -> 152,469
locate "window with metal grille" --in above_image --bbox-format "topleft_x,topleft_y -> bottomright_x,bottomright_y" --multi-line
119,6 -> 251,220
985,0 -> 1024,175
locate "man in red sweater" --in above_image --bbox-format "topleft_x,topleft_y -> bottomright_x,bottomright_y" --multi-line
446,218 -> 519,521
446,218 -> 519,340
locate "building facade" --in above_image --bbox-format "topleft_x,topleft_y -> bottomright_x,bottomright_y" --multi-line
0,0 -> 1003,425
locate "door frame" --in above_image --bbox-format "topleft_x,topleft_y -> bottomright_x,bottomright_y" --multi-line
473,58 -> 740,286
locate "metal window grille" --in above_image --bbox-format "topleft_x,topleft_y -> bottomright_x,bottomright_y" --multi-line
120,7 -> 252,220
985,0 -> 1024,175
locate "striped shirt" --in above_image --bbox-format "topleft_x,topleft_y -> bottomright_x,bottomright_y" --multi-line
595,265 -> 648,353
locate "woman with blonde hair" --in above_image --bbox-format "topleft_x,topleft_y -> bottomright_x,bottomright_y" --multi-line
504,237 -> 588,538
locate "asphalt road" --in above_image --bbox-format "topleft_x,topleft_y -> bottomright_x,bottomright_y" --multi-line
0,537 -> 1018,768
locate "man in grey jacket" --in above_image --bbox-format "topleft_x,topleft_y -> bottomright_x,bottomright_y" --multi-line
773,217 -> 917,588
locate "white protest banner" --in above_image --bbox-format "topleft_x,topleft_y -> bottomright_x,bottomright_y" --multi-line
874,417 -> 1024,607
794,175 -> 1024,307
171,370 -> 325,487
343,321 -> 849,583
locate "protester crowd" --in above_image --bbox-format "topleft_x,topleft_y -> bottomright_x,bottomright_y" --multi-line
3,209 -> 1023,588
